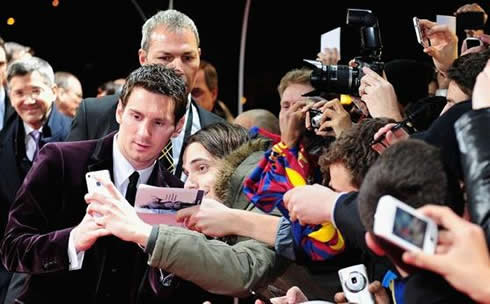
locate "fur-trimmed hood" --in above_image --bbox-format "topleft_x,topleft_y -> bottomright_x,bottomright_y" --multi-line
214,138 -> 270,209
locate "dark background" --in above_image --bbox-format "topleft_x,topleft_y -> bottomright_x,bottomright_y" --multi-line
1,1 -> 488,116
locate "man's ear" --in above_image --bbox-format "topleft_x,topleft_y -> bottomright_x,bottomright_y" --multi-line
365,232 -> 386,256
115,99 -> 123,124
171,115 -> 185,138
210,87 -> 218,102
138,49 -> 147,66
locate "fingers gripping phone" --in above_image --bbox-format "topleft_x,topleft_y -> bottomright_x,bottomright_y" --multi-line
413,17 -> 430,48
374,195 -> 438,254
85,169 -> 112,197
338,264 -> 375,304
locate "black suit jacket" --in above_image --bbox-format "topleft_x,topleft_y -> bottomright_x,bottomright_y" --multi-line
1,93 -> 14,131
0,132 -> 186,304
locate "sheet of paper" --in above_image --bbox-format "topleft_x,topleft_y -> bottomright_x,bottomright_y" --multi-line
436,15 -> 456,34
321,27 -> 341,58
134,184 -> 204,226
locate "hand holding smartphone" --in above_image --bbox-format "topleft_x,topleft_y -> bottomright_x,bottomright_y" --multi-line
374,195 -> 438,254
85,170 -> 112,218
413,17 -> 430,48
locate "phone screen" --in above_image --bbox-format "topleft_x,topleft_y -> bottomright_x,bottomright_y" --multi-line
392,207 -> 427,248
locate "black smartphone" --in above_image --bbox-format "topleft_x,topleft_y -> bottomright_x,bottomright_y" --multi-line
466,37 -> 483,49
457,11 -> 485,30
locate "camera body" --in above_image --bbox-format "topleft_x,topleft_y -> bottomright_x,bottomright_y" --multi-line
307,9 -> 383,96
338,264 -> 375,304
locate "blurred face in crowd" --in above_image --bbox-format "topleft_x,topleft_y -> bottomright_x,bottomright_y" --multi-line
8,71 -> 56,129
56,76 -> 83,117
116,86 -> 183,170
139,25 -> 201,94
328,162 -> 358,193
0,47 -> 6,87
278,82 -> 314,134
182,142 -> 219,199
191,69 -> 217,111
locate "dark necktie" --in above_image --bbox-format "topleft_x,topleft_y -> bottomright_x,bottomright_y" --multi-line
29,130 -> 41,161
125,171 -> 139,205
160,141 -> 175,174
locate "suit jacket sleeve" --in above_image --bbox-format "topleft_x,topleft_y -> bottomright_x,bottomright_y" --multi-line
66,97 -> 89,141
1,143 -> 72,273
147,225 -> 280,296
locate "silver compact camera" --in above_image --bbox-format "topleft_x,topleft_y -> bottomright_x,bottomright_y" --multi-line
338,264 -> 374,304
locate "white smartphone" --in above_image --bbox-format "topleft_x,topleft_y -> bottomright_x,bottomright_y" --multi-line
374,195 -> 438,254
413,17 -> 430,48
338,264 -> 374,304
85,169 -> 111,196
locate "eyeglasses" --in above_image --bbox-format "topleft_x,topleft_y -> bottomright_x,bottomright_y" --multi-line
11,87 -> 44,100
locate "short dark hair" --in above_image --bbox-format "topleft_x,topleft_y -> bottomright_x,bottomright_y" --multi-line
119,64 -> 187,123
358,139 -> 447,234
447,51 -> 490,96
319,118 -> 394,188
184,122 -> 249,160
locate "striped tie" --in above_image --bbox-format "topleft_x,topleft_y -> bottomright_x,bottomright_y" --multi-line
159,141 -> 175,174
29,130 -> 41,161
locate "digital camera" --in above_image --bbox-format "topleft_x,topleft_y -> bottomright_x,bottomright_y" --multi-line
338,264 -> 375,304
305,9 -> 384,96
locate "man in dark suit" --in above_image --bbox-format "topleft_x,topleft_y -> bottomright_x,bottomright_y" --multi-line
0,64 -> 190,304
67,9 -> 223,179
0,37 -> 15,133
0,56 -> 72,303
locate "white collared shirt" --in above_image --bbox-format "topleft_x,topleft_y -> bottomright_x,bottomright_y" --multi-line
23,122 -> 43,162
68,134 -> 156,270
112,134 -> 155,195
171,95 -> 201,166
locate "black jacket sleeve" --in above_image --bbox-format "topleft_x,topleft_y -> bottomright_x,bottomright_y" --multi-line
455,108 -> 490,244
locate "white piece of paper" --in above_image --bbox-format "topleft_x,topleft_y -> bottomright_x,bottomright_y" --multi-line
321,27 -> 341,58
436,15 -> 456,34
134,184 -> 204,226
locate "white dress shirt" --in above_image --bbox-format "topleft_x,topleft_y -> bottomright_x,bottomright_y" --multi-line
171,95 -> 201,165
68,134 -> 155,270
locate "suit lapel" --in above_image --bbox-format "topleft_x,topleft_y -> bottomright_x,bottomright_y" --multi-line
87,132 -> 115,178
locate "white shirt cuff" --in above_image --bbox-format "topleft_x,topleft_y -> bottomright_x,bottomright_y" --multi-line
331,192 -> 347,229
68,229 -> 85,270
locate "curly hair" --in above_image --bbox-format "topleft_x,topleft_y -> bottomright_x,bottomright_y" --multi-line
319,118 -> 394,189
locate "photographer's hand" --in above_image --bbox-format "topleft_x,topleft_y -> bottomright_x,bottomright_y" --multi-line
359,67 -> 403,121
317,47 -> 340,65
316,98 -> 352,138
402,205 -> 490,304
371,122 -> 409,154
280,100 -> 308,148
419,19 -> 458,75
